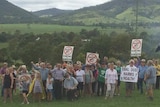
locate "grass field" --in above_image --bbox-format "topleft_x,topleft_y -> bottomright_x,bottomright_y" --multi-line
0,24 -> 100,34
0,24 -> 160,36
0,83 -> 160,107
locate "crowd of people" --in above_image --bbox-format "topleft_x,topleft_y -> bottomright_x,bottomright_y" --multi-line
0,57 -> 160,104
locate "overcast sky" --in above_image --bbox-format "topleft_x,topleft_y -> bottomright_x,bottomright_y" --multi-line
7,0 -> 111,12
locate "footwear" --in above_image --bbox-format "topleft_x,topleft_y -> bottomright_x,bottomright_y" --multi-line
148,97 -> 153,101
27,102 -> 30,104
104,97 -> 108,100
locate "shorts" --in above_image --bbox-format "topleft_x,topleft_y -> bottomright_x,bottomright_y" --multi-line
126,82 -> 133,90
117,75 -> 121,86
22,90 -> 28,95
146,83 -> 154,90
77,82 -> 83,91
46,89 -> 53,93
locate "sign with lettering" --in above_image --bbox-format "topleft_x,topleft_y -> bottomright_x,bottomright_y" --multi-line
131,39 -> 143,57
120,67 -> 139,82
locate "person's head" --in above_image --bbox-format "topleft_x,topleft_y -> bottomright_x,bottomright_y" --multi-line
3,62 -> 8,68
101,62 -> 107,69
91,64 -> 95,70
85,64 -> 91,70
147,60 -> 154,66
129,59 -> 135,67
48,73 -> 52,78
154,60 -> 159,65
141,59 -> 146,66
65,73 -> 70,79
56,63 -> 62,69
40,62 -> 46,68
109,62 -> 114,70
116,60 -> 121,67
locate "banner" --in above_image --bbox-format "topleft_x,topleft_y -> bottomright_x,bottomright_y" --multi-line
131,39 -> 143,57
62,46 -> 74,61
120,67 -> 139,83
85,52 -> 99,65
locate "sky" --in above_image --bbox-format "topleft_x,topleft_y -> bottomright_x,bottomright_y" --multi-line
7,0 -> 111,12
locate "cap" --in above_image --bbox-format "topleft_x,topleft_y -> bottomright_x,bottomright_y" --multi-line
141,59 -> 146,62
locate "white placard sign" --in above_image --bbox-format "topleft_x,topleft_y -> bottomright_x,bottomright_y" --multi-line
120,67 -> 139,83
86,52 -> 99,65
131,39 -> 143,57
62,46 -> 74,61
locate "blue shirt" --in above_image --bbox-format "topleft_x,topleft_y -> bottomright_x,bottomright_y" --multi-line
146,66 -> 157,84
33,65 -> 49,81
138,65 -> 147,78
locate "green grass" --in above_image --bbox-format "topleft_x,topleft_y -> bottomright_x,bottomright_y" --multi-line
0,83 -> 160,107
0,24 -> 100,34
0,24 -> 160,36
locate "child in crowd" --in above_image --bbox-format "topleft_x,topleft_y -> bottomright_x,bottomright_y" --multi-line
33,72 -> 43,102
46,73 -> 53,101
20,76 -> 30,104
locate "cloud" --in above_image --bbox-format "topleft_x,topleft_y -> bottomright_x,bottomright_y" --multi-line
8,0 -> 111,11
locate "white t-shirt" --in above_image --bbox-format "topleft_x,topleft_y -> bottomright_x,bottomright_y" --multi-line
46,78 -> 53,89
76,70 -> 85,82
105,68 -> 118,84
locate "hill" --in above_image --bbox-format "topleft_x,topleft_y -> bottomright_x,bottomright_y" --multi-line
34,0 -> 160,25
34,8 -> 73,17
0,0 -> 39,23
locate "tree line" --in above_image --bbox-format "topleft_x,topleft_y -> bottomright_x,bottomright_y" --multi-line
0,29 -> 159,67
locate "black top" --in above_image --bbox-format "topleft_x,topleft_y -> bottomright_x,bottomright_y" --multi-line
3,74 -> 11,88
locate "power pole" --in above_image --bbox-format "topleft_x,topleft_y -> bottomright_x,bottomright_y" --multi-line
135,0 -> 139,36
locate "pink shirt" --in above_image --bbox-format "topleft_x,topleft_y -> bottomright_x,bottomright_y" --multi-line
105,69 -> 118,84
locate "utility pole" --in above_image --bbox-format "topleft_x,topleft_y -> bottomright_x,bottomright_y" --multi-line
135,0 -> 139,36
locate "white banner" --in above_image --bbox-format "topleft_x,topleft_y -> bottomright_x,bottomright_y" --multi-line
62,46 -> 74,61
131,39 -> 143,57
85,52 -> 99,65
120,67 -> 139,83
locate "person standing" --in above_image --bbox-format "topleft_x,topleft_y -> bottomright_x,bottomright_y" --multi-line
84,65 -> 93,96
154,60 -> 160,89
2,67 -> 14,103
46,73 -> 54,101
32,62 -> 49,94
125,59 -> 137,97
97,62 -> 107,96
105,63 -> 118,100
51,63 -> 65,99
64,73 -> 78,101
144,60 -> 157,101
0,62 -> 8,97
115,60 -> 122,96
138,59 -> 147,94
75,64 -> 85,97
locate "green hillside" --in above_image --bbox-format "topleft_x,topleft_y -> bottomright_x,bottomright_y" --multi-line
0,0 -> 39,23
47,0 -> 160,25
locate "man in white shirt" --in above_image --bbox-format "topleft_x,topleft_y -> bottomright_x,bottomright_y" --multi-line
105,62 -> 118,100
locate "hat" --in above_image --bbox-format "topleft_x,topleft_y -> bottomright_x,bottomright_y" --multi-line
12,65 -> 16,68
141,59 -> 146,62
21,65 -> 27,69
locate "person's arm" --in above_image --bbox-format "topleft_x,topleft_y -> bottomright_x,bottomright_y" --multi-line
31,61 -> 40,70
